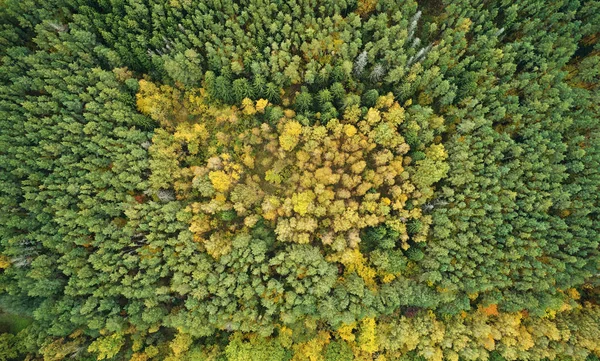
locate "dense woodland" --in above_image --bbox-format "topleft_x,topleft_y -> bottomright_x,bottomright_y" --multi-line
0,0 -> 599,360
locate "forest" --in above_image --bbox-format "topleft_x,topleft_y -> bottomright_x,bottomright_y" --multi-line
0,0 -> 599,360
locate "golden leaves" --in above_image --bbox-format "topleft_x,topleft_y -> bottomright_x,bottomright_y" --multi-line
358,318 -> 378,354
337,322 -> 356,343
255,99 -> 269,113
291,331 -> 330,361
279,120 -> 303,151
0,255 -> 11,269
204,232 -> 233,259
365,108 -> 381,124
241,98 -> 257,116
209,171 -> 233,192
344,124 -> 358,137
141,82 -> 439,258
292,190 -> 316,216
330,248 -> 377,288
137,79 -> 208,129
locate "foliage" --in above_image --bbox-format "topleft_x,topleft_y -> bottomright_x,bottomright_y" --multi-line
0,0 -> 598,360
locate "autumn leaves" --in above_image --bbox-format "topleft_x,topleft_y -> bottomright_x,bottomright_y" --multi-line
137,83 -> 448,268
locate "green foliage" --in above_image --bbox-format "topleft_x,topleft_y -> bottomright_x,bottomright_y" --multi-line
0,333 -> 19,361
323,340 -> 353,361
362,89 -> 379,107
224,335 -> 288,361
0,0 -> 599,360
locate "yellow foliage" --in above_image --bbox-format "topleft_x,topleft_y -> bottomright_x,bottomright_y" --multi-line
382,274 -> 396,283
314,167 -> 339,185
366,108 -> 381,124
255,98 -> 269,113
334,248 -> 377,288
136,80 -> 172,123
265,170 -> 283,185
145,346 -> 159,358
204,232 -> 233,259
137,80 -> 219,130
209,171 -> 233,192
468,292 -> 479,300
482,333 -> 496,351
242,153 -> 255,168
375,93 -> 395,109
358,318 -> 378,354
383,103 -> 406,125
292,190 -> 316,216
262,196 -> 281,221
566,288 -> 580,300
129,353 -> 149,361
516,326 -> 535,351
0,255 -> 10,269
425,144 -> 448,162
241,98 -> 256,115
344,124 -> 357,137
279,121 -> 303,151
186,92 -> 207,114
429,115 -> 444,129
337,322 -> 356,342
351,160 -> 367,174
87,333 -> 124,360
136,80 -> 197,129
278,326 -> 293,348
284,109 -> 296,118
458,17 -> 473,32
131,334 -> 144,352
291,331 -> 330,361
344,104 -> 362,123
173,123 -> 209,156
296,150 -> 311,163
173,123 -> 208,142
356,0 -> 377,17
170,332 -> 192,356
142,83 -> 435,255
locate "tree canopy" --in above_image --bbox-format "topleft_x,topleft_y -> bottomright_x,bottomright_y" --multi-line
0,0 -> 599,360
